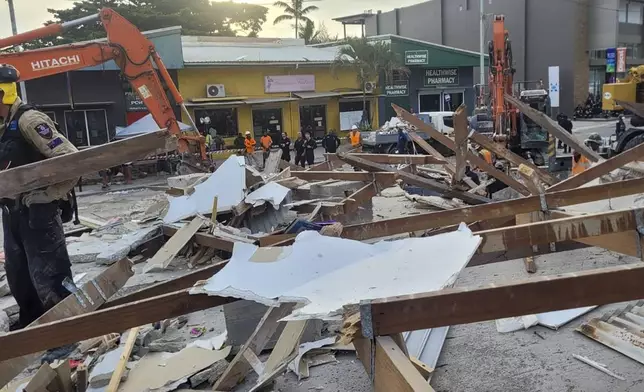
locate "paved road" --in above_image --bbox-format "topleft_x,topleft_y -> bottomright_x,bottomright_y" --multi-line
571,119 -> 617,141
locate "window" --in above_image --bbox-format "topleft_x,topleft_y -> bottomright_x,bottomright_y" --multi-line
300,105 -> 327,139
620,0 -> 628,22
64,109 -> 109,147
628,2 -> 643,24
193,108 -> 239,137
252,108 -> 283,142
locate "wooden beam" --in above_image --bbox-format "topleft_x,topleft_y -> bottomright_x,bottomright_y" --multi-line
341,176 -> 644,241
343,182 -> 381,215
162,225 -> 235,252
476,208 -> 641,254
143,217 -> 205,272
505,94 -> 601,162
393,104 -> 531,195
0,130 -> 175,199
0,289 -> 233,363
0,258 -> 134,387
338,153 -> 490,205
354,336 -> 434,392
548,141 -> 644,192
105,327 -> 140,392
406,131 -> 456,175
293,170 -> 396,184
325,153 -> 446,165
360,263 -> 644,338
452,105 -> 469,184
468,128 -> 558,186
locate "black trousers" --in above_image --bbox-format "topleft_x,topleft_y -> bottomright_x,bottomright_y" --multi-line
295,153 -> 305,168
3,201 -> 72,328
305,150 -> 315,166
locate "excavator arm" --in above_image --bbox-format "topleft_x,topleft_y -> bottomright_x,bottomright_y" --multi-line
0,8 -> 207,164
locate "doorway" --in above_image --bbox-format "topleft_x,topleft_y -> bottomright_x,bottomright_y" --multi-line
419,90 -> 465,112
252,108 -> 283,143
300,104 -> 327,140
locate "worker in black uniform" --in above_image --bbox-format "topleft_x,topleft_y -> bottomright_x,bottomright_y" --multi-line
304,131 -> 317,167
0,65 -> 78,328
322,130 -> 340,154
294,133 -> 306,168
278,132 -> 291,162
616,115 -> 627,139
556,113 -> 573,154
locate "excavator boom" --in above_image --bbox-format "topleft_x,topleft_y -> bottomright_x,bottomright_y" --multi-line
0,8 -> 206,164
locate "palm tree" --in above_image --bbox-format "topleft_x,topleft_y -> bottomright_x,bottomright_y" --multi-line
273,0 -> 319,38
299,20 -> 337,44
333,37 -> 408,129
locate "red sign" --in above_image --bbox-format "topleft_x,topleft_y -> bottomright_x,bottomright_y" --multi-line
617,47 -> 627,73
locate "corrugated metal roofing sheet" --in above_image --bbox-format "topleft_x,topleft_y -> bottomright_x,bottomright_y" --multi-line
182,38 -> 339,64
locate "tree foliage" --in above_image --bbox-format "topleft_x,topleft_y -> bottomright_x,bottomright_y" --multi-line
29,0 -> 268,47
299,20 -> 337,45
273,0 -> 318,38
332,37 -> 408,128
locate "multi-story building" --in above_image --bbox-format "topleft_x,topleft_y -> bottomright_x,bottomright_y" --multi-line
355,0 -> 596,115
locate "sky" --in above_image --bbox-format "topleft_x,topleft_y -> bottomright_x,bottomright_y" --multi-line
0,0 -> 424,40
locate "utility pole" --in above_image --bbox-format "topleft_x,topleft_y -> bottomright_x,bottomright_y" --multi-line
6,0 -> 28,103
479,0 -> 485,88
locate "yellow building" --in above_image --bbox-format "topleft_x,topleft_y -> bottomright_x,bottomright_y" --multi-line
178,36 -> 378,146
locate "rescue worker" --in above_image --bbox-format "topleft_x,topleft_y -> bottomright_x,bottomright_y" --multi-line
348,125 -> 361,150
322,130 -> 340,154
278,132 -> 291,163
304,131 -> 317,167
572,133 -> 601,175
204,132 -> 213,151
260,131 -> 273,166
294,133 -> 306,168
233,132 -> 245,151
396,127 -> 408,154
616,115 -> 627,139
0,65 -> 78,328
556,113 -> 573,154
480,148 -> 493,165
244,131 -> 256,166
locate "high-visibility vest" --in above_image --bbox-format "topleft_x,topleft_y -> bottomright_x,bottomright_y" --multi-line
244,138 -> 256,153
349,131 -> 361,146
572,155 -> 591,175
480,149 -> 493,165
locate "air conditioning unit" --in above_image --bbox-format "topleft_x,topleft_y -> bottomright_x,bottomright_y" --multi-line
206,84 -> 226,98
364,81 -> 376,94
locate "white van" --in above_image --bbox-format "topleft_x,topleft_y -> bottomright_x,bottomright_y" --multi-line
416,111 -> 455,135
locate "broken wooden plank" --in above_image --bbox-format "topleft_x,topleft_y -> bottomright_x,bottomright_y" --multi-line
214,303 -> 296,391
406,131 -> 456,175
0,258 -> 134,387
393,104 -> 531,195
343,182 -> 381,215
162,225 -> 234,253
76,364 -> 88,392
105,327 -> 140,392
468,130 -> 558,186
354,336 -> 434,392
338,153 -> 490,205
0,289 -> 232,364
0,130 -> 175,199
143,217 -> 205,272
360,263 -> 644,338
548,141 -> 644,192
23,364 -> 57,392
452,105 -> 469,185
293,171 -> 396,184
505,94 -> 601,162
325,153 -> 446,166
341,176 -> 644,241
51,360 -> 73,392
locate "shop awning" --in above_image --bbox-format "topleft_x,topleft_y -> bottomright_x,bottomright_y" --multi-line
293,92 -> 342,99
191,96 -> 248,103
184,101 -> 245,107
243,97 -> 298,105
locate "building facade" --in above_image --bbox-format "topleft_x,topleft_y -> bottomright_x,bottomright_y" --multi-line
362,0 -> 590,115
21,26 -> 183,147
178,37 -> 377,144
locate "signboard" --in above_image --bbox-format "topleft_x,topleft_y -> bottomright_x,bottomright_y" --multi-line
617,47 -> 627,73
264,75 -> 315,93
405,50 -> 429,65
606,47 -> 616,73
124,91 -> 147,112
424,68 -> 459,87
548,66 -> 560,108
384,82 -> 409,97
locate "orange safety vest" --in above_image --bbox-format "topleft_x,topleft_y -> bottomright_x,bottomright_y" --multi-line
244,138 -> 256,153
480,149 -> 493,165
572,155 -> 591,175
260,135 -> 272,151
349,131 -> 361,146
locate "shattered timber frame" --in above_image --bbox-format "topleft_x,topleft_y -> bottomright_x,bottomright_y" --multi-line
2,105 -> 644,391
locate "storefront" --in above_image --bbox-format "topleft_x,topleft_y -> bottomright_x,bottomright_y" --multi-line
178,37 -> 378,145
374,35 -> 487,125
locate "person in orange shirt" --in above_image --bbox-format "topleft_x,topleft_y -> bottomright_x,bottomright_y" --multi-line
244,131 -> 256,154
260,131 -> 273,166
348,125 -> 361,149
572,133 -> 601,175
480,148 -> 493,165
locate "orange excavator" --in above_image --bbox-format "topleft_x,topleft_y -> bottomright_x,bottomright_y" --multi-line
0,8 -> 208,173
486,15 -> 550,165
